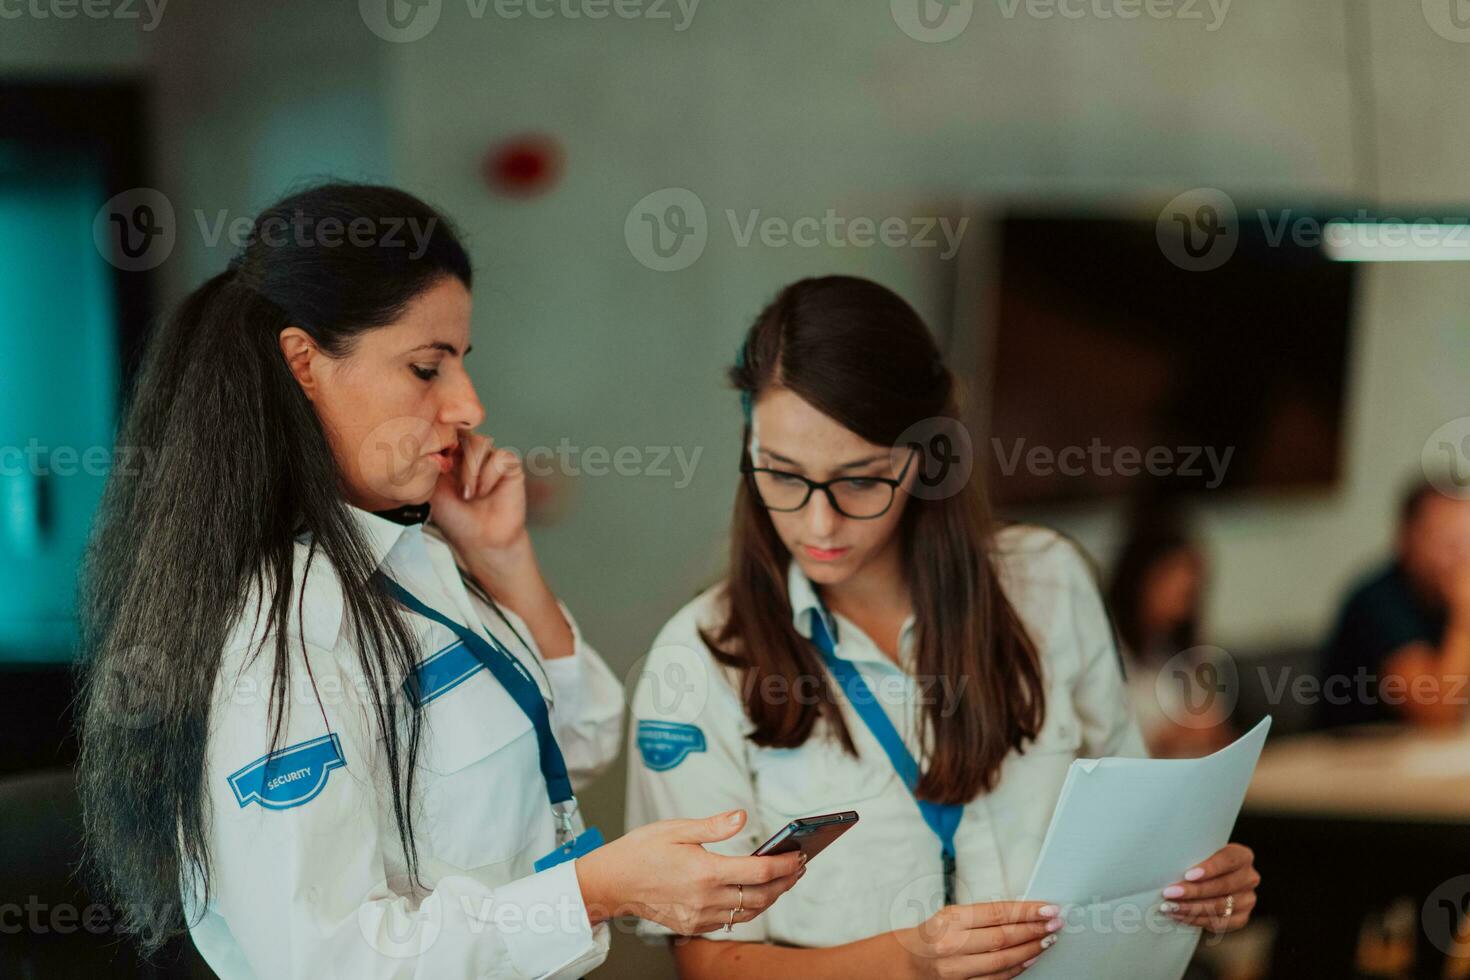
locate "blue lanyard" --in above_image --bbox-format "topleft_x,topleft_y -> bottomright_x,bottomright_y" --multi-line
808,607 -> 964,905
376,574 -> 578,839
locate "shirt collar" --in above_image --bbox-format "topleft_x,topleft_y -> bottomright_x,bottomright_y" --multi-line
785,559 -> 919,668
293,505 -> 417,651
354,504 -> 417,570
786,559 -> 833,641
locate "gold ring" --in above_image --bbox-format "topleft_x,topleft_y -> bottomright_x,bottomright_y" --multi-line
723,884 -> 746,933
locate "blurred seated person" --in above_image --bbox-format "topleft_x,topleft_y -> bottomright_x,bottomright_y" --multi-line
1108,502 -> 1234,757
1319,478 -> 1470,730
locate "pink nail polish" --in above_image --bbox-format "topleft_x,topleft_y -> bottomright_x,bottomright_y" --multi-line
1184,868 -> 1205,881
1023,956 -> 1039,967
1038,905 -> 1059,918
1163,885 -> 1185,899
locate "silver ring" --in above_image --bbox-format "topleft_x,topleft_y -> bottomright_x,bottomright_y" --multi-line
1223,895 -> 1235,918
724,906 -> 736,933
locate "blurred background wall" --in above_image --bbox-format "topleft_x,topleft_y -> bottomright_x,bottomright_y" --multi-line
8,0 -> 1461,652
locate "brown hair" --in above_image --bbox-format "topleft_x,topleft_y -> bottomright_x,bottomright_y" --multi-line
701,275 -> 1046,805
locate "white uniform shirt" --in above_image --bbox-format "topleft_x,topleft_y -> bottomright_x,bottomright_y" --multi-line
187,506 -> 624,979
625,524 -> 1147,948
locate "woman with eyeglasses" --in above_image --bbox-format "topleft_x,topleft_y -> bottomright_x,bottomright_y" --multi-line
625,275 -> 1260,979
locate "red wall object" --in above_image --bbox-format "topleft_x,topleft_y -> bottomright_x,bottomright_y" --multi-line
483,134 -> 564,198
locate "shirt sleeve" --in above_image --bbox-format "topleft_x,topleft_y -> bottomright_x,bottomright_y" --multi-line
623,607 -> 768,944
471,594 -> 625,791
198,633 -> 607,980
1053,537 -> 1150,760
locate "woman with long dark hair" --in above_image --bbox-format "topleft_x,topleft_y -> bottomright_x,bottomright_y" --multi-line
625,276 -> 1260,978
76,183 -> 804,978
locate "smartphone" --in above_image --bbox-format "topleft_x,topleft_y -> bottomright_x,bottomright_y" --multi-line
751,811 -> 859,862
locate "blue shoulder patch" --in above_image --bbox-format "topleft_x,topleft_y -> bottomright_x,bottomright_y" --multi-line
228,733 -> 346,811
637,720 -> 707,771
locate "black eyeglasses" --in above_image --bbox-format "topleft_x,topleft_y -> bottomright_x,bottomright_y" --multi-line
741,449 -> 916,520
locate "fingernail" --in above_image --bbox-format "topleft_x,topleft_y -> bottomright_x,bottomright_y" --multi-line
1162,885 -> 1185,899
1038,904 -> 1059,918
462,485 -> 471,500
727,811 -> 742,825
1040,934 -> 1056,949
1160,901 -> 1180,913
1023,956 -> 1039,967
1045,917 -> 1063,933
1184,867 -> 1205,881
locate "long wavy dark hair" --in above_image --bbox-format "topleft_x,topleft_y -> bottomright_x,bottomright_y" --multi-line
75,182 -> 472,951
701,275 -> 1046,805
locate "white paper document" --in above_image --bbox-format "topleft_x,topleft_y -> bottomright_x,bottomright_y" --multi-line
1021,716 -> 1272,980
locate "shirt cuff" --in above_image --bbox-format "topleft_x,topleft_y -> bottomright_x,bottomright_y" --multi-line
482,860 -> 603,979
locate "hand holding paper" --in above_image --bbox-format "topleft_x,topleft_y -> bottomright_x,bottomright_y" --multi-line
1158,841 -> 1260,931
1020,717 -> 1272,980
